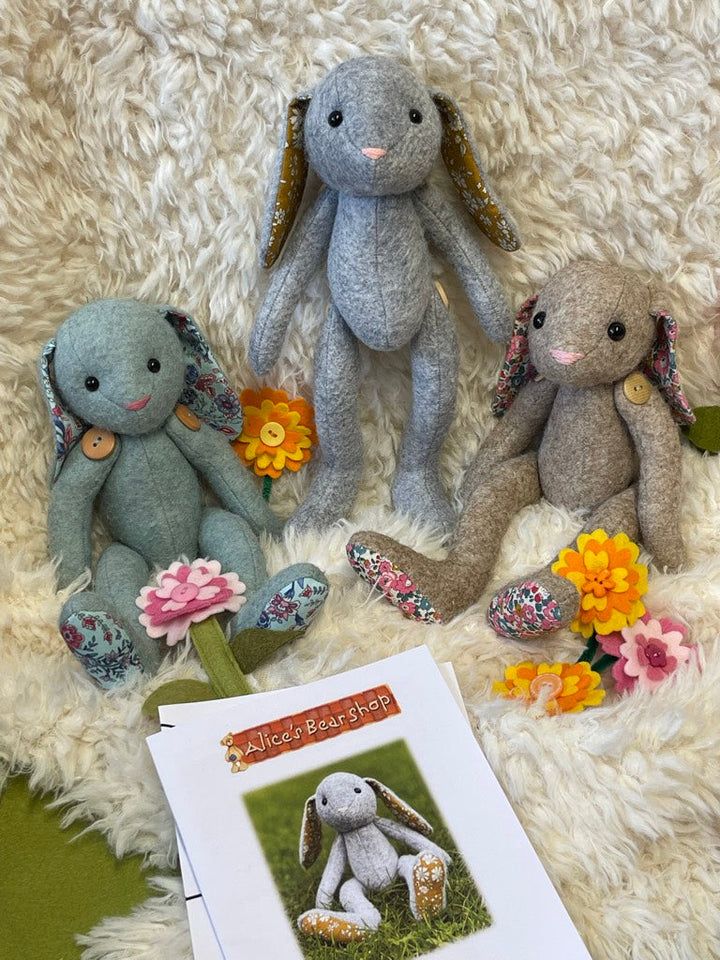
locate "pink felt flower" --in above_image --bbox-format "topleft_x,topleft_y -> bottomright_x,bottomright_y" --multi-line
598,613 -> 693,693
137,559 -> 246,647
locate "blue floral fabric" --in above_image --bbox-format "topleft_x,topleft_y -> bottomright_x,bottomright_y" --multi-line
39,340 -> 86,483
256,577 -> 329,630
60,611 -> 143,689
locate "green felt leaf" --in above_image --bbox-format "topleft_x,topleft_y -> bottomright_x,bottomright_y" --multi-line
230,625 -> 306,673
685,405 -> 720,454
190,618 -> 253,698
142,678 -> 218,720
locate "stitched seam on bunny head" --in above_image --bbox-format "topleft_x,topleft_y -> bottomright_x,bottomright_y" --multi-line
300,795 -> 322,868
365,778 -> 433,837
39,338 -> 89,483
163,310 -> 244,438
640,310 -> 695,426
432,93 -> 520,252
491,294 -> 539,417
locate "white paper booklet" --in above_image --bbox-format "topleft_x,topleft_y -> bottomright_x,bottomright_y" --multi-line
149,647 -> 591,960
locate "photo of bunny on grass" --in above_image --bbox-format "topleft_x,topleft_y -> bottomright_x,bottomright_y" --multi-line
244,741 -> 490,958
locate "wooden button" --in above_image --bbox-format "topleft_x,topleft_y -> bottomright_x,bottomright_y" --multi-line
175,404 -> 201,430
623,371 -> 652,406
434,279 -> 449,307
81,428 -> 116,461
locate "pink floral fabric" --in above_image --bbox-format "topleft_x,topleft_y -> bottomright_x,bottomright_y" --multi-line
598,612 -> 694,693
491,295 -> 538,417
641,310 -> 695,426
137,559 -> 246,646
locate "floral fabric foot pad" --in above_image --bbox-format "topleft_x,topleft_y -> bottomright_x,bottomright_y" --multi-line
487,581 -> 564,639
298,910 -> 368,943
256,578 -> 329,631
412,853 -> 447,920
346,542 -> 441,624
60,611 -> 144,688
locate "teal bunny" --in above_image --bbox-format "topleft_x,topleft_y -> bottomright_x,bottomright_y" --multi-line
40,300 -> 329,688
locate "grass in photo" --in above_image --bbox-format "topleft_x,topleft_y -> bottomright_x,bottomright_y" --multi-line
244,739 -> 491,958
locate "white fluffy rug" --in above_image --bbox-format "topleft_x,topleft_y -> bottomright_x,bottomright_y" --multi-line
1,3 -> 720,959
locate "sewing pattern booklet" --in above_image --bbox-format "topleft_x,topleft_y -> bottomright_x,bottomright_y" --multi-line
148,647 -> 591,960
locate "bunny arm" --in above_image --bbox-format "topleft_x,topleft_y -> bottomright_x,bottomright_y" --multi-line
48,438 -> 120,588
315,835 -> 348,909
250,188 -> 339,376
461,378 -> 558,500
614,379 -> 685,570
165,415 -> 283,538
374,818 -> 451,865
412,183 -> 513,343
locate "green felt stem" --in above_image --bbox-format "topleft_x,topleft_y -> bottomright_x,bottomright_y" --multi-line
262,475 -> 273,501
591,653 -> 618,674
577,635 -> 599,664
190,618 -> 253,698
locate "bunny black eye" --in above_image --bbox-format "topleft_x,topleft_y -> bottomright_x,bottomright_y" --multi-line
84,376 -> 99,392
532,311 -> 546,329
409,109 -> 423,124
147,358 -> 161,372
328,110 -> 343,127
607,321 -> 626,341
354,787 -> 362,794
321,796 -> 328,806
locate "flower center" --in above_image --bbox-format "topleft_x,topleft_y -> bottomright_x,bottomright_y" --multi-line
171,582 -> 200,603
529,673 -> 563,700
260,420 -> 286,447
644,642 -> 667,668
583,568 -> 614,595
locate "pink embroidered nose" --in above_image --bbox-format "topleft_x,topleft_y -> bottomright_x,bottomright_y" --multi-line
361,146 -> 387,160
550,349 -> 586,365
125,394 -> 151,410
171,582 -> 199,603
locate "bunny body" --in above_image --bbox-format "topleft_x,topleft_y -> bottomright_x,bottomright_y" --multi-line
252,55 -> 520,534
347,261 -> 695,636
297,772 -> 451,944
40,300 -> 329,688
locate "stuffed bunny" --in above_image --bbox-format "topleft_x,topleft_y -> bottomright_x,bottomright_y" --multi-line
297,772 -> 451,944
346,261 -> 695,636
250,55 -> 520,535
40,300 -> 329,688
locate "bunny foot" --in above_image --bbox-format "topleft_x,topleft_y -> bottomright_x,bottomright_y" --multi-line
59,604 -> 144,689
487,572 -> 580,640
407,852 -> 448,921
346,534 -> 441,623
297,909 -> 371,943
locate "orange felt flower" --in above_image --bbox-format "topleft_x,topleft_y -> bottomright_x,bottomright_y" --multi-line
232,388 -> 317,479
493,661 -> 605,714
551,529 -> 648,639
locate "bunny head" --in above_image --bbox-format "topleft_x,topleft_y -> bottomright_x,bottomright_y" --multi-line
493,261 -> 695,424
39,300 -> 245,481
299,771 -> 433,868
260,55 -> 519,267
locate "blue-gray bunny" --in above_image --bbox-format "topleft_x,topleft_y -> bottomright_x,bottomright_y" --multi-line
297,772 -> 451,944
251,55 -> 520,535
39,300 -> 329,689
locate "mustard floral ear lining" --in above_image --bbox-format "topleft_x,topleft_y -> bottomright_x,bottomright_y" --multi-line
261,96 -> 311,268
432,93 -> 520,252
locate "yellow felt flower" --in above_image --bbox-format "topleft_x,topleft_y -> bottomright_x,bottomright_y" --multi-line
232,388 -> 317,479
493,661 -> 605,714
551,529 -> 648,638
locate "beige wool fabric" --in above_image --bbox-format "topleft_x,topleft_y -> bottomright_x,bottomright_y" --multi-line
1,3 -> 720,959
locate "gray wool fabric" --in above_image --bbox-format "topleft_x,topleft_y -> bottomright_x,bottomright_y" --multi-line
252,54 -> 519,534
298,772 -> 450,937
347,261 -> 690,634
42,299 -> 327,684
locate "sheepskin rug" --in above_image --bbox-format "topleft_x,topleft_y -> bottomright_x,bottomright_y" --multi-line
1,3 -> 719,958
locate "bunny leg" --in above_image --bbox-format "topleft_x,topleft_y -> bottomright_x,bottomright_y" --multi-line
488,486 -> 640,640
298,879 -> 380,943
289,303 -> 362,532
392,284 -> 458,536
347,453 -> 540,623
199,508 -> 328,672
399,852 -> 448,921
59,543 -> 152,688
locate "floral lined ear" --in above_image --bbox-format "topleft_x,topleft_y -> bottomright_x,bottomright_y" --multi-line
38,338 -> 86,483
365,778 -> 433,837
299,796 -> 322,868
641,310 -> 695,426
491,294 -> 539,416
163,310 -> 244,439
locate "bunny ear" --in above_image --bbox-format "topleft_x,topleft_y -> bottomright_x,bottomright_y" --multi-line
260,95 -> 312,269
432,93 -> 520,253
365,779 -> 432,837
163,310 -> 244,439
491,294 -> 539,416
641,310 -> 695,426
299,795 -> 322,868
38,338 -> 86,483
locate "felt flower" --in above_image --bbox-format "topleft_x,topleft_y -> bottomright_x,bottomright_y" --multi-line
551,528 -> 648,638
493,661 -> 605,714
137,559 -> 246,647
597,613 -> 693,693
232,387 -> 316,479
